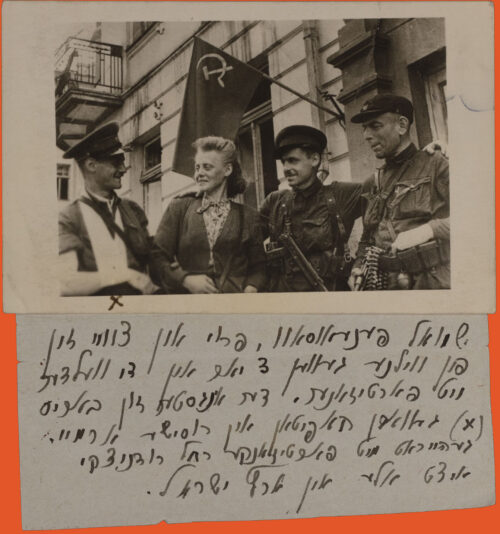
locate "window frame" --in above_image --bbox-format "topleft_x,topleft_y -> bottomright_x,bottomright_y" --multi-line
238,101 -> 274,209
140,136 -> 162,184
127,22 -> 158,51
423,66 -> 448,145
57,163 -> 70,201
237,54 -> 275,209
408,48 -> 447,147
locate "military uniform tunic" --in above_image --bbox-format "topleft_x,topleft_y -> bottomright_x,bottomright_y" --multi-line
59,195 -> 154,295
357,143 -> 450,289
260,178 -> 363,292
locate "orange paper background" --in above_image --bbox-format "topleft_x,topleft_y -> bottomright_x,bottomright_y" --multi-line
0,0 -> 497,532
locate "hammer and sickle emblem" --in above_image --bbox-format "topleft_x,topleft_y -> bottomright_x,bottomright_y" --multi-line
196,53 -> 234,88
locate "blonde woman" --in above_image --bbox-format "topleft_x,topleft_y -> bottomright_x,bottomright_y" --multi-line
153,136 -> 267,294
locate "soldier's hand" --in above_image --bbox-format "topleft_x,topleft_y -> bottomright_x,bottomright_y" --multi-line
391,224 -> 434,253
243,285 -> 258,293
127,269 -> 159,294
423,139 -> 448,157
348,267 -> 363,291
182,274 -> 219,294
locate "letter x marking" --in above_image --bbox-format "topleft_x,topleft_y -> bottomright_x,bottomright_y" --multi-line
108,296 -> 124,311
463,418 -> 475,431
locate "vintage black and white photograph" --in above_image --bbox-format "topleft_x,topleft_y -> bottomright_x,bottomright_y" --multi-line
3,1 -> 494,313
54,16 -> 451,297
3,3 -> 496,531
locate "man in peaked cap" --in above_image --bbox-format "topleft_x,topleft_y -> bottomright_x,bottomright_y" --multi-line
260,125 -> 364,292
58,122 -> 158,296
348,93 -> 450,291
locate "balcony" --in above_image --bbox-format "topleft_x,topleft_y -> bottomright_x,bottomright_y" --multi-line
55,37 -> 124,151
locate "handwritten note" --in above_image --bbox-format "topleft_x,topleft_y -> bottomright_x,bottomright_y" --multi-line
17,315 -> 494,529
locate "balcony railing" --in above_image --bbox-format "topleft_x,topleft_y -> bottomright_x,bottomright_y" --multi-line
55,37 -> 123,97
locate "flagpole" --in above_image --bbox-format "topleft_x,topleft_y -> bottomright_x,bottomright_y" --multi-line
243,62 -> 341,119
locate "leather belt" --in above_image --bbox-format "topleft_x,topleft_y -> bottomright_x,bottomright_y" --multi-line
378,240 -> 450,274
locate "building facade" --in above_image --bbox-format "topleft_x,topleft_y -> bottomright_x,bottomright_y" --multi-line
55,18 -> 446,234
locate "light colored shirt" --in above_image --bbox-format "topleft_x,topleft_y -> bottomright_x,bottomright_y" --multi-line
79,192 -> 128,284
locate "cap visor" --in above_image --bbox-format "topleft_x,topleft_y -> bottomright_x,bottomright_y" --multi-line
274,143 -> 322,159
274,148 -> 285,160
109,147 -> 128,156
350,110 -> 384,124
62,145 -> 79,159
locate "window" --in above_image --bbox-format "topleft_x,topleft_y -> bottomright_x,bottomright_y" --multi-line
57,164 -> 70,200
144,137 -> 162,172
130,22 -> 157,47
424,67 -> 448,145
237,58 -> 279,211
143,180 -> 163,235
140,136 -> 162,233
238,115 -> 278,210
408,49 -> 447,147
141,136 -> 162,185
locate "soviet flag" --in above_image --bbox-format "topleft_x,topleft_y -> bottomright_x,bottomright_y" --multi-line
172,37 -> 263,177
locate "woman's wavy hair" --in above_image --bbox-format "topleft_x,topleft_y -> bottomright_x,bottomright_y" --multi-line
192,136 -> 247,198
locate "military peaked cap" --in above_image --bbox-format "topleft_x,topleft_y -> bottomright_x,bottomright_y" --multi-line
351,94 -> 414,124
274,125 -> 327,159
63,122 -> 127,160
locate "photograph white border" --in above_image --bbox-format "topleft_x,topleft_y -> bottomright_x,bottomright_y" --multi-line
2,1 -> 495,314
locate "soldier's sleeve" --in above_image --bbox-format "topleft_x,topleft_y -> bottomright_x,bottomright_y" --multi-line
59,205 -> 83,256
337,181 -> 365,222
127,199 -> 150,232
259,192 -> 274,241
244,207 -> 268,291
123,199 -> 165,283
429,217 -> 450,241
429,154 -> 450,241
151,199 -> 191,291
352,176 -> 375,267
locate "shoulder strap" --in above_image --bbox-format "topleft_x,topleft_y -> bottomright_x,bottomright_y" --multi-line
282,190 -> 294,210
322,185 -> 348,255
267,191 -> 292,241
78,196 -> 142,265
377,158 -> 414,213
278,190 -> 293,228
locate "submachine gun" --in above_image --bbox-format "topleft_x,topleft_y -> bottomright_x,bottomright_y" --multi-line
277,219 -> 329,292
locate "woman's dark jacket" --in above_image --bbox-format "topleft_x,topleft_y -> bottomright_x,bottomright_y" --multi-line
152,194 -> 267,293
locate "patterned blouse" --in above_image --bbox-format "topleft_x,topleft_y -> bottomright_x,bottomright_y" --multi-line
197,195 -> 231,266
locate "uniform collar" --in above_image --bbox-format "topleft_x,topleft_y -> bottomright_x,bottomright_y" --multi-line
84,189 -> 120,213
385,143 -> 417,167
293,177 -> 322,198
